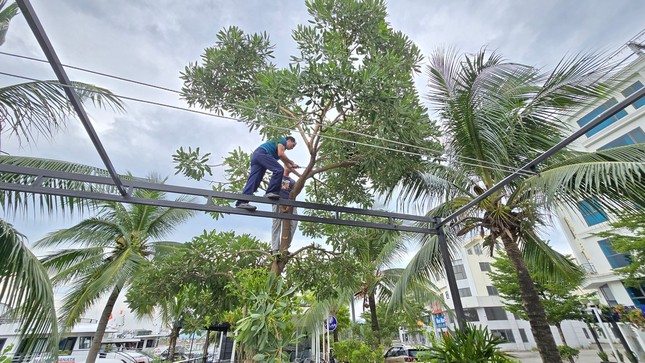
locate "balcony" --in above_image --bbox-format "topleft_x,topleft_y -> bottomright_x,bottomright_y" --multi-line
580,262 -> 598,275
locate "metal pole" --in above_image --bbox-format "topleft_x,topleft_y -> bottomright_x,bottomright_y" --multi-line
435,218 -> 466,330
438,85 -> 645,228
592,307 -> 619,360
607,313 -> 638,362
16,0 -> 128,196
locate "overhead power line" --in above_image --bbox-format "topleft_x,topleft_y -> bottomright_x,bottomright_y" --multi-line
0,51 -> 535,177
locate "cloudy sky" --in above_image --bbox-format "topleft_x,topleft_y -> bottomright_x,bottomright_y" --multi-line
1,0 -> 644,328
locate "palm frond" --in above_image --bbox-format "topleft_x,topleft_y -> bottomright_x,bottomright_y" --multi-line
0,80 -> 124,145
388,234 -> 443,311
0,219 -> 59,353
0,156 -> 117,215
58,247 -> 146,328
515,144 -> 645,214
519,230 -> 583,284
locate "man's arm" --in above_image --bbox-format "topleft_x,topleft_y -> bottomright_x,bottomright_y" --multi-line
277,144 -> 298,168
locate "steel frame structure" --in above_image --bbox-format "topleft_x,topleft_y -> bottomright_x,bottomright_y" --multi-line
6,0 -> 645,331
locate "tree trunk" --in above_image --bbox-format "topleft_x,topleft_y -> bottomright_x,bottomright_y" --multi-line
168,325 -> 182,362
368,292 -> 380,344
85,287 -> 121,363
501,235 -> 563,363
271,206 -> 294,275
201,330 -> 210,363
556,323 -> 575,363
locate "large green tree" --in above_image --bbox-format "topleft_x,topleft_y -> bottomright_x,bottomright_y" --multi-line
36,179 -> 193,363
0,0 -> 123,353
179,0 -> 440,274
489,252 -> 589,363
392,49 -> 645,363
126,230 -> 269,362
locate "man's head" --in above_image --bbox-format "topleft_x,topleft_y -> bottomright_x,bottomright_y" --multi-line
285,136 -> 297,150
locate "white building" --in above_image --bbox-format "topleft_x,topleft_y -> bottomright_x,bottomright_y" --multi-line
555,33 -> 645,311
554,32 -> 645,356
407,236 -> 594,351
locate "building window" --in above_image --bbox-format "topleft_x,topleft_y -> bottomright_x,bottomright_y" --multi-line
519,329 -> 529,343
487,286 -> 499,296
445,291 -> 450,300
600,284 -> 619,306
582,328 -> 590,339
453,264 -> 467,280
600,127 -> 645,150
577,97 -> 628,137
484,307 -> 508,320
598,239 -> 631,269
625,282 -> 645,306
467,248 -> 473,255
79,336 -> 92,350
621,80 -> 645,109
458,287 -> 472,297
0,338 -> 6,353
577,199 -> 608,226
463,308 -> 479,322
473,244 -> 483,255
479,262 -> 491,271
491,329 -> 516,343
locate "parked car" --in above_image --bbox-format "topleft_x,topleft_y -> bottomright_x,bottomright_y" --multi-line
383,344 -> 429,362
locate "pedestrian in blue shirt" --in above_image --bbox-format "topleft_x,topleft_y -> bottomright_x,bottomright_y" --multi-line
236,136 -> 299,211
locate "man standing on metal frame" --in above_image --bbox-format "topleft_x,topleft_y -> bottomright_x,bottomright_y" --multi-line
236,136 -> 299,211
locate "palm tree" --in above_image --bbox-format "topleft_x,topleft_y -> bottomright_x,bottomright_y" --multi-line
391,49 -> 645,363
36,178 -> 194,363
343,227 -> 441,343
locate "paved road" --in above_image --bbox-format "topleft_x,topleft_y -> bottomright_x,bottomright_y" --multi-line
509,348 -> 629,362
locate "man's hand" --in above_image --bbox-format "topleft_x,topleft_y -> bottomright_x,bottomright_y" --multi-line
291,163 -> 299,169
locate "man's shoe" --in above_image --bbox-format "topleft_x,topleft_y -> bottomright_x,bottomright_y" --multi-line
265,192 -> 280,200
236,203 -> 257,211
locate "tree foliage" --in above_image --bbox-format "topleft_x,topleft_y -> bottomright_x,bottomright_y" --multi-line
489,252 -> 588,326
178,0 -> 441,272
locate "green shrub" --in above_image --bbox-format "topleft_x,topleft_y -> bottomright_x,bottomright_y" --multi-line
425,325 -> 518,363
558,345 -> 580,361
333,340 -> 384,363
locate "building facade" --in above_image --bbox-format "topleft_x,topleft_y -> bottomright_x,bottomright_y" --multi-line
403,237 -> 595,351
555,37 -> 645,310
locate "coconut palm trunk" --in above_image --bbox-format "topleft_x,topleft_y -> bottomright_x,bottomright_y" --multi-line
500,234 -> 562,363
86,287 -> 121,363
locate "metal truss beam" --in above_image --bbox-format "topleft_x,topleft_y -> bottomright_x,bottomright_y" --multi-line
16,0 -> 127,196
0,163 -> 436,234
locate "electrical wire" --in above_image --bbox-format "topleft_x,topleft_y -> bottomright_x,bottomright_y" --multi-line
0,51 -> 535,176
0,69 -> 536,177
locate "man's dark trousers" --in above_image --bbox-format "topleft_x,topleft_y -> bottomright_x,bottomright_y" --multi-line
236,148 -> 284,205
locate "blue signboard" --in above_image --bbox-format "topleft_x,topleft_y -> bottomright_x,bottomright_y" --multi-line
324,315 -> 338,332
433,313 -> 446,329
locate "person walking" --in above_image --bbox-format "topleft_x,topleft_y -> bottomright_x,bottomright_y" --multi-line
271,167 -> 299,254
236,136 -> 298,211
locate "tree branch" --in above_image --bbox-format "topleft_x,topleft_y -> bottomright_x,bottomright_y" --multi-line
279,106 -> 310,152
288,243 -> 340,259
308,160 -> 357,178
